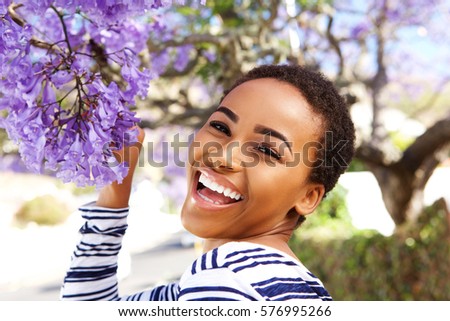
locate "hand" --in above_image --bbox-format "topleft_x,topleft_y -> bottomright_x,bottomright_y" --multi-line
96,126 -> 146,208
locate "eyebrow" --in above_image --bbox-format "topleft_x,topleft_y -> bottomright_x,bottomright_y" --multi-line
254,125 -> 293,155
216,106 -> 239,123
216,106 -> 292,155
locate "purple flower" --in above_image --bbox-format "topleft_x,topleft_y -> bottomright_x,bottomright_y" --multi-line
350,22 -> 370,39
71,165 -> 93,187
20,73 -> 43,107
202,50 -> 216,63
150,49 -> 170,75
16,108 -> 47,173
0,0 -> 206,187
121,60 -> 152,99
50,70 -> 74,88
0,154 -> 30,173
174,44 -> 193,72
19,0 -> 53,16
151,0 -> 173,9
0,1 -> 9,15
65,133 -> 83,164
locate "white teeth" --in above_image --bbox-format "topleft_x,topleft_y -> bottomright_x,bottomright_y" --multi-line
198,173 -> 243,201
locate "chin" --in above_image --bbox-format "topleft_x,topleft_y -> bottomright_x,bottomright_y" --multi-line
180,200 -> 219,239
180,200 -> 201,237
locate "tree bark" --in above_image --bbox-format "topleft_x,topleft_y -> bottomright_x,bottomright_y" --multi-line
369,163 -> 416,226
357,115 -> 450,226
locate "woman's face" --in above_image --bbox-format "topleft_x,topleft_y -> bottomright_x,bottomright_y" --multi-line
181,78 -> 324,240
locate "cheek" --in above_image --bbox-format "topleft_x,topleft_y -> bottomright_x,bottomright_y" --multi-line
248,166 -> 304,204
188,131 -> 206,167
188,130 -> 226,167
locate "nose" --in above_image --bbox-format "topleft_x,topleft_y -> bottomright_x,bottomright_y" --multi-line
205,141 -> 243,171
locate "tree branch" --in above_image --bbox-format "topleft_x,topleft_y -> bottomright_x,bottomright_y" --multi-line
147,33 -> 225,52
8,3 -> 64,54
140,105 -> 215,129
369,2 -> 389,144
159,53 -> 199,78
401,114 -> 450,174
51,5 -> 72,53
414,148 -> 448,190
325,15 -> 344,77
355,143 -> 389,167
7,3 -> 25,26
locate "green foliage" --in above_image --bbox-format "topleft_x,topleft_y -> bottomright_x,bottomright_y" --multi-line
211,0 -> 234,13
175,6 -> 199,16
211,1 -> 244,28
347,158 -> 368,172
389,131 -> 415,151
196,60 -> 221,82
300,184 -> 355,237
14,195 -> 70,227
297,0 -> 334,9
290,199 -> 450,300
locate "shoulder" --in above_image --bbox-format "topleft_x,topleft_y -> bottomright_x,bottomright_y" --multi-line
189,241 -> 308,275
178,242 -> 272,300
187,241 -> 284,274
180,242 -> 332,301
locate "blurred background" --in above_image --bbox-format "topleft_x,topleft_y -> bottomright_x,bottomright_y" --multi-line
1,0 -> 450,300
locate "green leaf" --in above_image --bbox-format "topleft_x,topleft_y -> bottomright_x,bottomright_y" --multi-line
196,61 -> 221,82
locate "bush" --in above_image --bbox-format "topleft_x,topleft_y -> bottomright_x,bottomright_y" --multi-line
290,198 -> 450,300
14,194 -> 70,226
300,184 -> 356,239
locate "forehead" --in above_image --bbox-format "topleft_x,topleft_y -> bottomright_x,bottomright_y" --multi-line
221,78 -> 323,145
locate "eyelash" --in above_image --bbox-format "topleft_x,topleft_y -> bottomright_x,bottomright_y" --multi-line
209,121 -> 231,136
209,121 -> 282,161
257,144 -> 282,160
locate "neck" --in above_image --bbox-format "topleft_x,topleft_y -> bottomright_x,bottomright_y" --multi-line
202,233 -> 299,261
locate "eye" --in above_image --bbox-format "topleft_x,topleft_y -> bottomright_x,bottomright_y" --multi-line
256,144 -> 281,160
209,120 -> 231,137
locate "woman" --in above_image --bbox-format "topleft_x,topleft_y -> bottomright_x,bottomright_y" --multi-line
61,64 -> 355,301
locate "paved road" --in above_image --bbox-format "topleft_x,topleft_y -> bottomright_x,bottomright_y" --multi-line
0,232 -> 198,301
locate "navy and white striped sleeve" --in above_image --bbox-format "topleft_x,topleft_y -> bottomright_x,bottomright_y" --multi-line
60,202 -> 129,300
60,202 -> 179,301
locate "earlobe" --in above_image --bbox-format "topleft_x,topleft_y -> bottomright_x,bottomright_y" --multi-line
294,184 -> 325,215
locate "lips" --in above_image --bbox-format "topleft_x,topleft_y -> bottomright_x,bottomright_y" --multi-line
194,170 -> 244,206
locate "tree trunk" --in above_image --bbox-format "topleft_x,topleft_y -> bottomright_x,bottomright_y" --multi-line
356,116 -> 450,227
369,164 -> 418,226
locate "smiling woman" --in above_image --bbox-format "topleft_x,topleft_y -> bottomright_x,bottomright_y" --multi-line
60,64 -> 355,301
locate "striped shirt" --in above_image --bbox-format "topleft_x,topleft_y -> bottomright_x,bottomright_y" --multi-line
60,203 -> 332,301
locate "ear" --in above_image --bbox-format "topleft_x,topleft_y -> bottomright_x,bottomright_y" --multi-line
293,184 -> 325,216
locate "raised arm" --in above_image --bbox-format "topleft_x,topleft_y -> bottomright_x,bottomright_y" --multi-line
60,128 -> 179,301
96,126 -> 145,209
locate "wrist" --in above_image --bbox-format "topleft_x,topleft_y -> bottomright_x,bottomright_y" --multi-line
96,180 -> 133,208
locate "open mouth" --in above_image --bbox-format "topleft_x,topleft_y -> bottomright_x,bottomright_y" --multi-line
195,171 -> 244,205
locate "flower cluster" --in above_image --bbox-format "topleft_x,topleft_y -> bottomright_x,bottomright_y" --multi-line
0,0 -> 203,187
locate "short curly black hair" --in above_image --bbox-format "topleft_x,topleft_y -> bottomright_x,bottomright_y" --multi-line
223,64 -> 355,197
